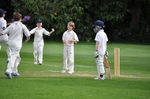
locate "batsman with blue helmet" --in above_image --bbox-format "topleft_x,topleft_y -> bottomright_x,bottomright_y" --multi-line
93,20 -> 108,80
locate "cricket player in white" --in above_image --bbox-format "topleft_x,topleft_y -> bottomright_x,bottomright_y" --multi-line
93,20 -> 108,80
0,12 -> 30,79
0,8 -> 8,50
30,19 -> 55,65
0,8 -> 11,68
62,21 -> 79,74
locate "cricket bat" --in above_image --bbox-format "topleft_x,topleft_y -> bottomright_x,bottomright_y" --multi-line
104,56 -> 112,79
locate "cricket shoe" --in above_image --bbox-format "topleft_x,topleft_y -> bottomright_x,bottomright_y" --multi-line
5,72 -> 12,79
94,77 -> 105,80
61,70 -> 66,73
34,61 -> 37,64
12,73 -> 20,77
99,75 -> 105,80
94,75 -> 105,80
68,71 -> 74,74
94,77 -> 100,80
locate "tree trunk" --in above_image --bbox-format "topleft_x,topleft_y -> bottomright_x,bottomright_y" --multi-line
129,0 -> 142,33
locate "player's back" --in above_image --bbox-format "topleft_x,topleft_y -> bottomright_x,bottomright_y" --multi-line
7,21 -> 26,48
8,21 -> 24,41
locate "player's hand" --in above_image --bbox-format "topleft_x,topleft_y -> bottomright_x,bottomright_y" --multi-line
68,40 -> 74,43
0,32 -> 4,36
94,51 -> 99,58
0,34 -> 3,36
63,41 -> 68,45
105,51 -> 109,57
51,28 -> 55,33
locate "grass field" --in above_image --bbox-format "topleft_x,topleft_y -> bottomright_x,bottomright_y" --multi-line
0,42 -> 150,99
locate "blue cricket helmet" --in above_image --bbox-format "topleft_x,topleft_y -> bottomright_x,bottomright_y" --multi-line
93,20 -> 105,28
0,8 -> 7,14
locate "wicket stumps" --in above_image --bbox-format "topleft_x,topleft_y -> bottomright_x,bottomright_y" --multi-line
114,48 -> 120,76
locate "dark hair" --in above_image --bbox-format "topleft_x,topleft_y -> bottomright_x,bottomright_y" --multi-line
36,19 -> 43,23
13,12 -> 22,21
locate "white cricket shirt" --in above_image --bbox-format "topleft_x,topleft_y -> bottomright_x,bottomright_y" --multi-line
0,17 -> 8,42
1,21 -> 30,48
30,27 -> 50,42
62,30 -> 79,46
95,29 -> 108,55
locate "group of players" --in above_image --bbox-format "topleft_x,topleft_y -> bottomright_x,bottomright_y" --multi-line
0,8 -> 108,80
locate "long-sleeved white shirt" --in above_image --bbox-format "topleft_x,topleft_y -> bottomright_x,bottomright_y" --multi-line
30,27 -> 50,42
1,21 -> 30,48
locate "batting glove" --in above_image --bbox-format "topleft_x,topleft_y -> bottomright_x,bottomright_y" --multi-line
94,51 -> 99,58
105,51 -> 109,57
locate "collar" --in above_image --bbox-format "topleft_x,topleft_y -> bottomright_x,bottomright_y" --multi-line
0,17 -> 4,19
67,30 -> 73,32
36,27 -> 42,29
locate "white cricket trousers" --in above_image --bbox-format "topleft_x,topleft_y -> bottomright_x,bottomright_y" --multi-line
96,55 -> 105,76
0,34 -> 8,50
63,45 -> 74,73
6,46 -> 21,74
0,34 -> 8,43
33,41 -> 44,64
0,37 -> 10,62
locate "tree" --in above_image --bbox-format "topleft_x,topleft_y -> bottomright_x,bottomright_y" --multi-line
11,0 -> 84,40
10,0 -> 150,43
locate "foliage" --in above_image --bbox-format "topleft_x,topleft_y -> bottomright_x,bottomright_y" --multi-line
11,0 -> 84,40
10,0 -> 150,43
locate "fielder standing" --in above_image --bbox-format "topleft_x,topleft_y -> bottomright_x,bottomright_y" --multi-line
0,8 -> 9,78
30,19 -> 55,65
61,21 -> 79,74
93,20 -> 108,80
0,12 -> 30,79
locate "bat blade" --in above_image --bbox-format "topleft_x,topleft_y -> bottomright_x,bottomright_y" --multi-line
104,57 -> 112,79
